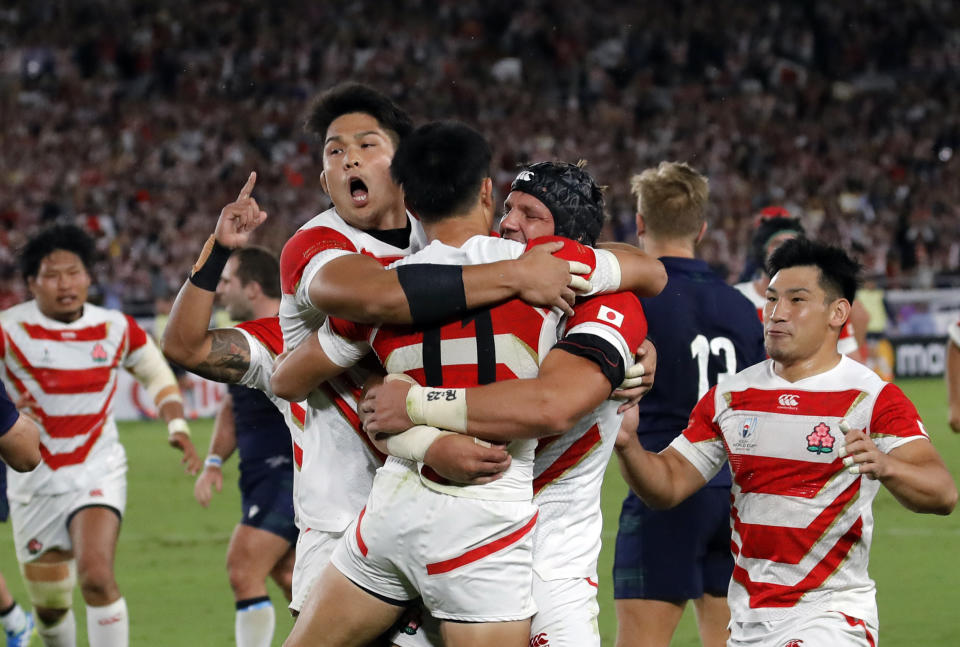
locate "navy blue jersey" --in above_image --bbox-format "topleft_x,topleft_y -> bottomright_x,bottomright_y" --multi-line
0,380 -> 19,437
634,257 -> 765,487
227,382 -> 293,486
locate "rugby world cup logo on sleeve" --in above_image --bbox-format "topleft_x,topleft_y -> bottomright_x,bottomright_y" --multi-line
806,422 -> 835,454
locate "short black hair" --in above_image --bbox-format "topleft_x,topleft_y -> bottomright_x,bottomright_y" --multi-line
233,246 -> 280,299
305,82 -> 413,147
766,237 -> 861,303
21,224 -> 96,279
390,121 -> 491,222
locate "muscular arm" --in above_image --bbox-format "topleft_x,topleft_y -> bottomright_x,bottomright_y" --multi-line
947,340 -> 960,433
0,414 -> 41,472
362,349 -> 614,442
598,242 -> 668,297
270,332 -> 348,402
613,408 -> 708,509
841,428 -> 957,515
308,241 -> 581,325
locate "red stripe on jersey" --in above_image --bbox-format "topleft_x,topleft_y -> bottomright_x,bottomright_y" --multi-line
586,577 -> 599,588
728,453 -> 843,498
236,317 -> 284,356
355,506 -> 369,557
728,389 -> 864,417
871,383 -> 926,440
290,402 -> 306,427
681,387 -> 720,443
40,423 -> 107,470
426,511 -> 538,575
359,249 -> 404,266
123,315 -> 148,351
280,227 -> 357,294
840,612 -> 876,647
732,477 -> 861,562
0,324 -> 5,358
292,440 -> 303,469
328,317 -> 373,343
21,322 -> 109,342
533,423 -> 602,495
318,382 -> 387,463
732,516 -> 863,609
7,337 -> 117,394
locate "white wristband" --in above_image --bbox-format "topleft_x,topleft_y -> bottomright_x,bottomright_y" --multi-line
167,417 -> 190,439
204,455 -> 223,469
406,385 -> 468,433
385,425 -> 455,462
590,249 -> 622,294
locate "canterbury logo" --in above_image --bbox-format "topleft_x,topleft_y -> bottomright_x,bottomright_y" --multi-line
515,170 -> 535,183
530,633 -> 550,647
98,614 -> 123,626
778,394 -> 799,407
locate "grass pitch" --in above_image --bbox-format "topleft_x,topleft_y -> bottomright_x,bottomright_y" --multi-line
0,378 -> 957,645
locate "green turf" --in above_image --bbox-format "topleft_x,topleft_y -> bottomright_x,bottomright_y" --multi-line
0,378 -> 957,645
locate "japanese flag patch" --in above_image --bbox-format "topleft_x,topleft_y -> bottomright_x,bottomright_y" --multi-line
597,305 -> 624,328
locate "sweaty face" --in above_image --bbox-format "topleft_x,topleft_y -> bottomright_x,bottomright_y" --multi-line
320,112 -> 403,230
499,191 -> 555,244
763,265 -> 837,363
28,250 -> 91,323
216,257 -> 253,321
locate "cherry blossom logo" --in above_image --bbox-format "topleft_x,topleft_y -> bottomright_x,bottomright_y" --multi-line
27,538 -> 43,555
784,640 -> 804,647
530,633 -> 550,647
806,422 -> 835,454
91,342 -> 108,362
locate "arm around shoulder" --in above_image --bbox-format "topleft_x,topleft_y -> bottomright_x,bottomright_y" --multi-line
0,414 -> 41,472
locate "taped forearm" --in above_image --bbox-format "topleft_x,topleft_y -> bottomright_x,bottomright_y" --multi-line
130,336 -> 183,408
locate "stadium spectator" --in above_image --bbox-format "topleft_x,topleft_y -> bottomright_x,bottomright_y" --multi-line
0,224 -> 200,647
614,237 -> 957,646
613,162 -> 765,647
2,1 -> 959,312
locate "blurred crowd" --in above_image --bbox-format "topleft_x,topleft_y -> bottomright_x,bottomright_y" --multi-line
1,0 -> 958,314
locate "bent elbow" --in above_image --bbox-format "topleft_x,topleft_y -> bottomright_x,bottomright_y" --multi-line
270,374 -> 302,403
938,486 -> 958,516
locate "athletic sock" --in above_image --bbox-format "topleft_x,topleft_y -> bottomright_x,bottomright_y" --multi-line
37,608 -> 76,647
235,596 -> 274,647
0,601 -> 28,634
86,597 -> 128,647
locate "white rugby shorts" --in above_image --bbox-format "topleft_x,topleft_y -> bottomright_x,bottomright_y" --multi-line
10,469 -> 126,563
730,610 -> 878,647
331,462 -> 538,622
289,527 -> 344,614
530,573 -> 601,647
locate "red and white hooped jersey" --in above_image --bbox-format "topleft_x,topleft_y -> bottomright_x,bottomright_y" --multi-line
320,234 -> 605,502
278,207 -> 425,531
233,317 -> 307,529
671,355 -> 929,624
0,301 -> 150,498
734,281 -> 858,355
532,291 -> 647,580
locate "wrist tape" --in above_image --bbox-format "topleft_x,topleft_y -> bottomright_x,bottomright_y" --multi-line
406,385 -> 468,433
167,417 -> 190,439
590,249 -> 622,294
385,425 -> 455,463
190,235 -> 232,291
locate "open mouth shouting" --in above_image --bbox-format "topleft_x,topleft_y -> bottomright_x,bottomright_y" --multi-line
349,177 -> 369,207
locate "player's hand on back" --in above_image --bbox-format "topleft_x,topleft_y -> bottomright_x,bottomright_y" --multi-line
514,241 -> 591,317
612,339 -> 657,413
215,171 -> 268,250
614,406 -> 641,453
422,434 -> 511,485
359,376 -> 416,435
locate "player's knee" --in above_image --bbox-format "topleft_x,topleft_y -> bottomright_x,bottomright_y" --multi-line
76,561 -> 118,602
20,559 -> 76,618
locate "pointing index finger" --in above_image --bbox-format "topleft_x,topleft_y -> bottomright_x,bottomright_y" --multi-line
237,172 -> 257,201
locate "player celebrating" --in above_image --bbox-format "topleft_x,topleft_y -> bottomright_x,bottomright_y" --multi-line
615,237 -> 957,646
361,160 -> 654,647
612,162 -> 765,647
0,224 -> 200,647
189,242 -> 297,647
272,122 -> 658,647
